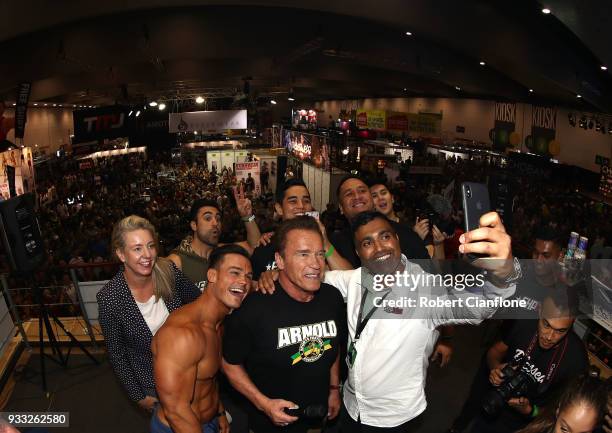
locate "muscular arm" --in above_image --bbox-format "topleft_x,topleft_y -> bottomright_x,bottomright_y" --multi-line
153,327 -> 203,433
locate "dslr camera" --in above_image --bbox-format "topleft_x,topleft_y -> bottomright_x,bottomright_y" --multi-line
482,355 -> 538,417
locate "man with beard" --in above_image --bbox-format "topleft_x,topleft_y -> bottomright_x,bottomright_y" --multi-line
168,185 -> 261,290
322,211 -> 520,432
152,245 -> 252,433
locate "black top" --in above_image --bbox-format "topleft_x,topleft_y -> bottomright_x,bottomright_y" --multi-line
487,319 -> 588,429
96,264 -> 200,402
251,242 -> 277,281
223,281 -> 346,432
329,220 -> 430,268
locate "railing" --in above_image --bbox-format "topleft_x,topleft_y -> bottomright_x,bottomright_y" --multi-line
0,262 -> 121,349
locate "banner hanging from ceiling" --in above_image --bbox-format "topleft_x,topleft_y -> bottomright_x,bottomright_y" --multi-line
0,147 -> 35,199
73,106 -> 130,143
527,105 -> 559,156
491,102 -> 518,151
168,110 -> 247,133
14,82 -> 31,139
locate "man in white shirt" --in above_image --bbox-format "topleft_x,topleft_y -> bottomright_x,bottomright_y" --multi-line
323,211 -> 519,433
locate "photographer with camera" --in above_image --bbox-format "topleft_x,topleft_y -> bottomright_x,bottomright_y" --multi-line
463,289 -> 588,433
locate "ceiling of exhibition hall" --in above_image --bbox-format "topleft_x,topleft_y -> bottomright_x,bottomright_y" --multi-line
0,0 -> 610,112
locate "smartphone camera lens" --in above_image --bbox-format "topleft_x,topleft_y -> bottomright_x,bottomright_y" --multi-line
465,186 -> 472,198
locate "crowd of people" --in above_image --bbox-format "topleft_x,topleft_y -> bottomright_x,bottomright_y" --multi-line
0,145 -> 610,433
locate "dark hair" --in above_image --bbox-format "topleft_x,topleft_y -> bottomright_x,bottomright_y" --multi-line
190,199 -> 221,222
336,175 -> 368,198
275,179 -> 308,204
367,178 -> 388,189
534,226 -> 563,248
543,286 -> 580,318
350,211 -> 395,242
273,216 -> 323,256
208,244 -> 251,269
516,375 -> 607,433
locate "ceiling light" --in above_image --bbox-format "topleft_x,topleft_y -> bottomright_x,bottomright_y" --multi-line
455,86 -> 461,91
576,94 -> 582,98
135,110 -> 141,117
149,101 -> 158,107
128,110 -> 133,116
601,66 -> 608,71
194,131 -> 198,134
43,103 -> 48,107
33,103 -> 38,106
11,103 -> 15,106
195,96 -> 204,104
158,103 -> 166,110
479,61 -> 486,66
270,99 -> 277,105
58,104 -> 62,107
405,31 -> 412,36
542,8 -> 551,14
287,97 -> 295,101
403,88 -> 407,91
53,104 -> 57,107
529,89 -> 534,93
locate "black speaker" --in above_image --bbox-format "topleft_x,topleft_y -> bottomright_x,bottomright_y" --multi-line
0,193 -> 46,273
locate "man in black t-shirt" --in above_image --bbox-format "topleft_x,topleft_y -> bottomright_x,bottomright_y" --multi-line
223,216 -> 346,433
251,179 -> 350,283
329,176 -> 429,268
458,290 -> 588,433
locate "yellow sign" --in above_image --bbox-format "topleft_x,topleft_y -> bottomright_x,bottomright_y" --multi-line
356,110 -> 387,131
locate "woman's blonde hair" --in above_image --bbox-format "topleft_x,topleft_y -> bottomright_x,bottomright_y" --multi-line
111,215 -> 175,302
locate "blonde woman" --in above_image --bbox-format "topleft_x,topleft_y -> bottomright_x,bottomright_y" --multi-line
97,215 -> 200,412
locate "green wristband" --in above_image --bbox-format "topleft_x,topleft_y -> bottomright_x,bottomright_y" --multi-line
530,404 -> 539,418
325,244 -> 335,258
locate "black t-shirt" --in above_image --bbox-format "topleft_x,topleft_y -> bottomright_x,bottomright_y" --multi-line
329,220 -> 430,268
223,281 -> 347,432
251,242 -> 277,281
483,319 -> 589,430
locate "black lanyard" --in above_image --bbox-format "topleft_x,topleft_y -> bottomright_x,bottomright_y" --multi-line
525,331 -> 568,384
354,288 -> 391,341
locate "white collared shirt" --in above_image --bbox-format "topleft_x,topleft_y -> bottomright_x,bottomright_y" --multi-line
324,255 -> 516,428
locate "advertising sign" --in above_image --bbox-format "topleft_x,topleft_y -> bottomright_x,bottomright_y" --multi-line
73,106 -> 130,143
356,110 -> 386,131
235,161 -> 261,197
492,102 -> 517,151
284,130 -> 330,171
528,105 -> 558,156
14,82 -> 31,139
169,110 -> 247,133
0,147 -> 35,199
